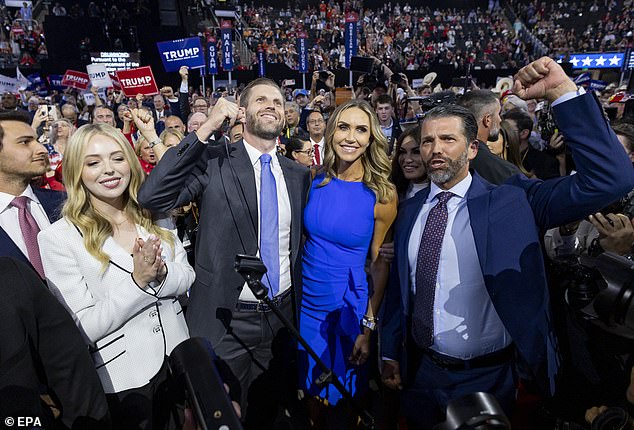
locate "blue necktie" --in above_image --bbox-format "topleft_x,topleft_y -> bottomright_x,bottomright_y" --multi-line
412,191 -> 454,349
259,154 -> 279,298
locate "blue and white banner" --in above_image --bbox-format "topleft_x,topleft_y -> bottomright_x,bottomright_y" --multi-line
208,39 -> 218,75
221,20 -> 233,71
589,80 -> 608,91
573,72 -> 591,85
48,74 -> 64,92
558,52 -> 625,69
344,13 -> 358,69
257,49 -> 266,77
156,37 -> 205,72
297,31 -> 308,74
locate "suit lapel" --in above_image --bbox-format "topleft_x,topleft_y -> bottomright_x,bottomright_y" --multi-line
397,188 -> 429,312
278,156 -> 302,258
466,172 -> 490,271
230,141 -> 258,241
33,188 -> 64,222
0,226 -> 30,265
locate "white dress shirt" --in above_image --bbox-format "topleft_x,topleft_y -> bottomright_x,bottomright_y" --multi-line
407,173 -> 511,359
239,140 -> 292,301
405,181 -> 430,201
0,185 -> 52,258
380,118 -> 394,141
310,137 -> 325,165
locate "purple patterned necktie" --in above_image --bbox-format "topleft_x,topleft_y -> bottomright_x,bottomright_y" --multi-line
412,191 -> 454,349
11,196 -> 45,278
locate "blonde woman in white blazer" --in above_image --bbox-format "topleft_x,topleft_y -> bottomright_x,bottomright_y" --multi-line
38,123 -> 195,430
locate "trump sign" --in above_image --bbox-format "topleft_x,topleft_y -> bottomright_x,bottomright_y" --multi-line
115,66 -> 159,97
157,37 -> 205,72
61,70 -> 90,90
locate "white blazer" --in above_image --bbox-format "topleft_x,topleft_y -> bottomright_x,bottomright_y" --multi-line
38,217 -> 195,393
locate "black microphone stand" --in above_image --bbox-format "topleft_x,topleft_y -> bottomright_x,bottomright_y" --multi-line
234,255 -> 376,429
216,308 -> 267,373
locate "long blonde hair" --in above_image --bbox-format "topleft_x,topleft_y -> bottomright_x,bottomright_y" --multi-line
62,123 -> 173,269
319,99 -> 396,203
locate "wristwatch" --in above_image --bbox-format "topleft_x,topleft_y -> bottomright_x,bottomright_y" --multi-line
361,316 -> 378,331
148,139 -> 162,149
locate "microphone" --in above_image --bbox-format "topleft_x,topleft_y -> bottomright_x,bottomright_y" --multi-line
169,338 -> 242,430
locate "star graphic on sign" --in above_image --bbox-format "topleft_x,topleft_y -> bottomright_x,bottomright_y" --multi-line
581,56 -> 593,67
595,56 -> 607,66
609,55 -> 621,66
570,56 -> 580,67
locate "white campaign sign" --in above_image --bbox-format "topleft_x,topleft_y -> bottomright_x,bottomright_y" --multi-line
87,64 -> 113,88
0,74 -> 20,93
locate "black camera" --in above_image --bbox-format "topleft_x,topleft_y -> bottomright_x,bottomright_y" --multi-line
591,407 -> 634,430
318,71 -> 330,82
538,102 -> 559,143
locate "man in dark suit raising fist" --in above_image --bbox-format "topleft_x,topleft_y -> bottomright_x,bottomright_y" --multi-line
139,78 -> 311,412
381,57 -> 634,429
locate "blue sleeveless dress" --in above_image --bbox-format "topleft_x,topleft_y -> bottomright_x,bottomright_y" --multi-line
299,174 -> 376,404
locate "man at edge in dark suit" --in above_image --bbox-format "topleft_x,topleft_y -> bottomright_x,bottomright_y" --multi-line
0,258 -> 109,429
380,57 -> 634,429
0,111 -> 64,277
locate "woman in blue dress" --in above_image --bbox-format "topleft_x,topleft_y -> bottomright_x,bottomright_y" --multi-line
299,99 -> 397,424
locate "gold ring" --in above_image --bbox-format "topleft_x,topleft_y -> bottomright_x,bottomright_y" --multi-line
143,256 -> 152,264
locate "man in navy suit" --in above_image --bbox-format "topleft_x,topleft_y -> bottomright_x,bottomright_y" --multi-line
380,57 -> 634,429
0,111 -> 65,277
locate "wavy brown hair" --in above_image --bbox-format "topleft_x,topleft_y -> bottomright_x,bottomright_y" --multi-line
319,99 -> 396,203
62,123 -> 173,269
390,125 -> 423,196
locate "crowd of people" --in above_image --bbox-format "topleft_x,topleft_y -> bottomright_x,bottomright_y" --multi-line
0,2 -> 47,67
1,0 -> 634,429
239,2 -> 529,72
511,0 -> 633,57
1,42 -> 634,430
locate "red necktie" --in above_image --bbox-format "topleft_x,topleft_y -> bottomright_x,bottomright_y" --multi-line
313,144 -> 321,165
11,196 -> 45,278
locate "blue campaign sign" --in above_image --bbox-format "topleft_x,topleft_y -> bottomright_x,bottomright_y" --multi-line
344,13 -> 358,69
557,52 -> 625,69
156,37 -> 205,73
48,74 -> 64,91
221,21 -> 233,71
208,41 -> 218,75
297,31 -> 308,74
257,49 -> 266,77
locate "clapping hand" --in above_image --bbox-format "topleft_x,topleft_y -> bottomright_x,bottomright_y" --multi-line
132,234 -> 166,287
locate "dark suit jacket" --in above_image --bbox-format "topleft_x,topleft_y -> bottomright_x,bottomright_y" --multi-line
471,140 -> 521,185
0,188 -> 65,275
0,258 -> 109,429
381,93 -> 634,394
138,135 -> 311,346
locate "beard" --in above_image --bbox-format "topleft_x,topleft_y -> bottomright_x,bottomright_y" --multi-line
488,125 -> 500,142
246,109 -> 284,140
425,149 -> 469,186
